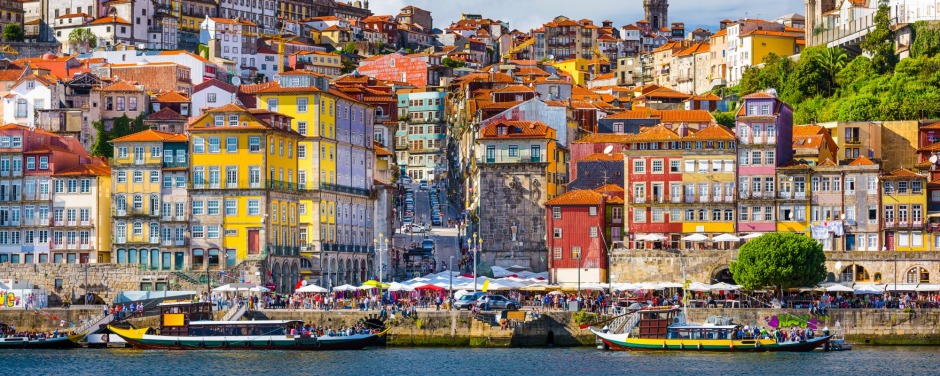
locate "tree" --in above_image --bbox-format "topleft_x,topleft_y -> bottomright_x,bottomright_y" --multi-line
340,42 -> 357,55
729,233 -> 827,292
860,0 -> 897,74
341,57 -> 357,74
442,57 -> 466,68
911,21 -> 940,57
3,24 -> 23,42
89,121 -> 111,158
816,47 -> 848,95
68,28 -> 97,54
712,111 -> 735,128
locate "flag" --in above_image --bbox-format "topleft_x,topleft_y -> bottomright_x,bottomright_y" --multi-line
482,280 -> 490,293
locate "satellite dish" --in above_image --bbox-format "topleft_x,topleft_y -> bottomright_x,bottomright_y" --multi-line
603,145 -> 614,155
547,54 -> 555,61
930,155 -> 938,164
231,76 -> 242,86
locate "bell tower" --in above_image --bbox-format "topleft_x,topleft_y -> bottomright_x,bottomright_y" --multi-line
644,0 -> 669,30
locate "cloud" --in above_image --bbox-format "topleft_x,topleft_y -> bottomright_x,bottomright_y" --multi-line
369,0 -> 805,31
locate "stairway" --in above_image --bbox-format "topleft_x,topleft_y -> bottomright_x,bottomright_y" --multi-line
222,304 -> 247,322
73,312 -> 114,338
609,312 -> 641,336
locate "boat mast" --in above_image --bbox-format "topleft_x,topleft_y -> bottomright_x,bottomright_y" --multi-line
681,252 -> 688,320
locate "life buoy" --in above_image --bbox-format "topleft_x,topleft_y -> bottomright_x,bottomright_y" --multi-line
730,344 -> 734,349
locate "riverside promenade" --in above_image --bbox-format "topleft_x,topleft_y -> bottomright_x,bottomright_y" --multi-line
8,306 -> 938,347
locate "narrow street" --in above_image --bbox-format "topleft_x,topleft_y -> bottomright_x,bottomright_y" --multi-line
392,182 -> 461,279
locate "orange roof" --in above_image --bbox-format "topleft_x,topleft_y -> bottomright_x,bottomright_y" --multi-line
793,124 -> 825,136
582,152 -> 624,161
573,133 -> 633,144
793,134 -> 824,149
743,91 -> 776,99
544,189 -> 604,206
711,28 -> 727,37
255,83 -> 323,94
480,120 -> 552,139
112,129 -> 187,143
817,158 -> 838,166
493,84 -> 534,93
54,164 -> 111,177
685,124 -> 734,141
777,159 -> 812,170
146,107 -> 186,121
373,141 -> 393,156
154,91 -> 190,103
98,81 -> 141,92
157,50 -> 213,64
208,17 -> 257,26
883,168 -> 925,180
594,184 -> 624,194
630,124 -> 680,142
89,15 -> 131,25
848,156 -> 877,166
676,43 -> 710,56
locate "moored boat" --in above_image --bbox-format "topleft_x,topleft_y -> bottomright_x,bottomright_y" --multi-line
108,301 -> 383,351
0,323 -> 80,349
591,308 -> 830,352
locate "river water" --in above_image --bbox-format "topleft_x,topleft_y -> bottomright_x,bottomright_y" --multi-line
3,346 -> 937,375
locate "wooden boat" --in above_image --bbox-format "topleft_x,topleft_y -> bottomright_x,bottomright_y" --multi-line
591,308 -> 830,352
108,301 -> 383,351
0,335 -> 79,349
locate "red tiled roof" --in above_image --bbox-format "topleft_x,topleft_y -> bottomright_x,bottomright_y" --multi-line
793,134 -> 824,149
684,124 -> 734,141
54,164 -> 111,177
112,129 -> 187,142
255,83 -> 323,94
98,81 -> 142,92
594,184 -> 624,194
146,107 -> 186,121
193,78 -> 237,93
480,120 -> 552,139
742,91 -> 776,99
630,124 -> 680,142
582,152 -> 624,161
154,91 -> 190,103
89,15 -> 131,25
848,156 -> 877,166
493,84 -> 534,93
373,142 -> 393,156
544,189 -> 604,206
572,133 -> 633,144
883,168 -> 925,180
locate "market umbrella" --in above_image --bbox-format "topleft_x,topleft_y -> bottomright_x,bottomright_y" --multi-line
658,282 -> 684,289
712,233 -> 741,242
547,290 -> 565,296
212,285 -> 237,292
332,284 -> 358,292
249,286 -> 270,293
296,284 -> 328,293
825,284 -> 854,293
709,282 -> 742,291
639,234 -> 667,241
414,284 -> 446,291
681,234 -> 709,241
388,282 -> 414,292
520,283 -> 558,291
687,282 -> 712,292
741,233 -> 763,239
853,284 -> 884,294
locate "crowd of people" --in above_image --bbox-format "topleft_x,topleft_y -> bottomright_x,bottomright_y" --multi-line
289,323 -> 378,337
734,324 -> 824,343
0,326 -> 68,340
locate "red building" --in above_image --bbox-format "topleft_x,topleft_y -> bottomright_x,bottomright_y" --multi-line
624,125 -> 684,248
356,52 -> 435,88
569,133 -> 632,181
545,189 -> 610,286
360,15 -> 400,45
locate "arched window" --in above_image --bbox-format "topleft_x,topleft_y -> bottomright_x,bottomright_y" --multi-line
150,194 -> 160,215
841,265 -> 870,282
906,267 -> 929,283
133,194 -> 143,210
149,222 -> 159,242
133,221 -> 143,235
874,273 -> 882,283
116,195 -> 127,212
116,222 -> 127,242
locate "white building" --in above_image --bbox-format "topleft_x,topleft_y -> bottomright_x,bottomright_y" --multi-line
191,78 -> 238,116
217,0 -> 276,34
3,74 -> 59,126
199,16 -> 259,80
88,50 -> 221,85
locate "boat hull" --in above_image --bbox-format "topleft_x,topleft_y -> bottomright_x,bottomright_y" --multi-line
109,325 -> 380,351
0,336 -> 77,349
592,330 -> 830,353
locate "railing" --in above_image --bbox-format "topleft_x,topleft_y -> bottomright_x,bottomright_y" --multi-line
724,195 -> 733,203
671,196 -> 682,203
80,220 -> 92,226
845,137 -> 861,145
795,192 -> 807,199
175,239 -> 186,246
779,191 -> 792,199
763,191 -> 776,199
699,195 -> 710,203
150,237 -> 160,244
162,161 -> 188,169
319,183 -> 371,197
162,240 -> 173,246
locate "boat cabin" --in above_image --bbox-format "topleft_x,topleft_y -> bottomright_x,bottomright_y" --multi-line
666,326 -> 737,340
186,321 -> 301,336
636,309 -> 678,339
159,301 -> 212,336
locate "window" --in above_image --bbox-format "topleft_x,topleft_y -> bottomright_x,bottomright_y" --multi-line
552,207 -> 561,219
670,160 -> 680,173
226,137 -> 237,153
247,200 -> 260,215
553,228 -> 562,238
298,145 -> 306,159
297,121 -> 307,136
150,146 -> 161,158
207,200 -> 220,215
128,97 -> 137,111
651,160 -> 663,173
633,160 -> 645,174
207,93 -> 217,103
193,137 -> 205,153
191,225 -> 204,238
508,145 -> 518,157
208,137 -> 221,153
297,98 -> 308,112
267,98 -> 278,112
133,171 -> 143,183
214,115 -> 224,126
634,208 -> 646,222
553,247 -> 562,259
117,171 -> 127,183
571,247 -> 582,259
249,137 -> 261,152
192,200 -> 204,215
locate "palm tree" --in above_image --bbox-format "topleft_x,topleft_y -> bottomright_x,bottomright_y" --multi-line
817,47 -> 848,96
68,28 -> 97,54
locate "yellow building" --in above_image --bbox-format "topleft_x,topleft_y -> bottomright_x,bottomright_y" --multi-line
743,30 -> 803,66
678,125 -> 737,243
552,57 -> 608,86
51,164 -> 112,264
188,103 -> 304,292
776,160 -> 811,235
882,169 -> 928,251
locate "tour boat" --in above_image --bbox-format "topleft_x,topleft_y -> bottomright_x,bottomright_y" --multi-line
0,335 -> 81,349
108,301 -> 383,351
591,308 -> 830,352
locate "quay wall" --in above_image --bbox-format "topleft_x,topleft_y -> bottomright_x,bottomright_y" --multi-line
0,308 -> 101,332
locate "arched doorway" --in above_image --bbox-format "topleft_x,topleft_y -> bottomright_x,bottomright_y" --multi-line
291,262 -> 299,292
272,261 -> 281,292
345,259 -> 353,284
280,262 -> 290,292
711,266 -> 735,284
353,259 -> 360,285
338,260 -> 346,285
841,265 -> 870,282
906,267 -> 929,283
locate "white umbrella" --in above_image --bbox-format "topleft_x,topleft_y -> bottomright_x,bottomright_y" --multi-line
712,233 -> 741,242
916,284 -> 940,292
212,285 -> 237,292
249,286 -> 270,293
388,282 -> 414,292
332,284 -> 357,292
547,290 -> 565,296
637,234 -> 666,241
635,282 -> 661,290
741,233 -> 763,239
687,282 -> 712,292
657,282 -> 684,289
358,284 -> 378,290
579,283 -> 606,291
710,282 -> 742,291
825,284 -> 854,293
296,284 -> 328,293
681,234 -> 709,242
853,284 -> 883,294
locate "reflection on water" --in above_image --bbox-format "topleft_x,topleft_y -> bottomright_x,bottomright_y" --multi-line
3,346 -> 938,375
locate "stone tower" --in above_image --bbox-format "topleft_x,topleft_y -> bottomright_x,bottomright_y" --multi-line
644,0 -> 669,30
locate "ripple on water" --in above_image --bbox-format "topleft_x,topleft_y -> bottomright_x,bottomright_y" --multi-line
2,346 -> 939,376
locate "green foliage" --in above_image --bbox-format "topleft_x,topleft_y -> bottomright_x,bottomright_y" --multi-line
341,57 -> 357,74
68,28 -> 97,53
89,121 -> 110,158
730,233 -> 827,291
573,311 -> 599,325
860,0 -> 897,74
442,57 -> 466,68
712,111 -> 735,128
911,21 -> 940,57
340,42 -> 357,55
817,47 -> 848,95
89,114 -> 149,158
3,24 -> 23,42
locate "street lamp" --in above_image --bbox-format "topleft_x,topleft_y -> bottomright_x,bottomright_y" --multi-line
472,233 -> 479,292
449,255 -> 454,310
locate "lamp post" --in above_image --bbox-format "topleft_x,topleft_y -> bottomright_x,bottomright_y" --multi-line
449,255 -> 454,310
473,233 -> 479,292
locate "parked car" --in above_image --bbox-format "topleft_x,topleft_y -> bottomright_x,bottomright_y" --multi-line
454,292 -> 486,310
419,180 -> 428,190
422,239 -> 435,252
476,295 -> 520,310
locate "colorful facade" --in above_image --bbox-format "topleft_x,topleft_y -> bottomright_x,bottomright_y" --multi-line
882,169 -> 928,251
545,189 -> 609,285
396,88 -> 446,181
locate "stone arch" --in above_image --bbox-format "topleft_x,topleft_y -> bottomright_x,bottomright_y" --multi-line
841,265 -> 870,282
291,262 -> 299,292
272,261 -> 281,292
906,266 -> 930,284
353,259 -> 360,285
331,257 -> 338,287
710,266 -> 735,284
338,259 -> 346,284
345,259 -> 353,284
280,262 -> 290,293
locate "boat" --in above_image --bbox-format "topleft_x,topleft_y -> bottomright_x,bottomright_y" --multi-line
822,329 -> 852,351
0,323 -> 80,349
108,301 -> 383,350
591,308 -> 830,352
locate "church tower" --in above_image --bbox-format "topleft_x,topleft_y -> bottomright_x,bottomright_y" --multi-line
644,0 -> 669,30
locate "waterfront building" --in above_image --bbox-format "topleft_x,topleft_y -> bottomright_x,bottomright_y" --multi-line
809,160 -> 845,250
820,121 -> 882,161
841,156 -> 882,251
735,92 -> 794,235
187,103 -> 303,291
50,164 -> 111,264
775,159 -> 811,236
624,125 -> 683,248
88,81 -> 148,130
545,189 -> 610,285
881,168 -> 927,251
256,71 -> 376,288
678,125 -> 737,247
792,124 -> 839,165
110,130 -> 189,270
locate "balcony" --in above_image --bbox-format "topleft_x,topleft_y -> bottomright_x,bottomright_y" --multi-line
763,191 -> 776,199
319,183 -> 372,197
175,239 -> 186,246
150,237 -> 160,244
671,196 -> 682,203
116,237 -> 127,244
634,197 -> 646,204
795,192 -> 807,199
699,195 -> 710,203
779,191 -> 792,199
845,137 -> 861,145
53,220 -> 65,226
724,195 -> 733,203
80,220 -> 92,226
116,209 -> 127,217
67,220 -> 77,226
163,161 -> 188,169
267,180 -> 298,192
162,240 -> 173,246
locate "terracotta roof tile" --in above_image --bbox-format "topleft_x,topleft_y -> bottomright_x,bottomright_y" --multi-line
89,15 -> 130,25
54,164 -> 111,176
98,80 -> 142,92
572,133 -> 633,144
793,134 -> 823,149
883,168 -> 925,180
544,189 -> 604,206
193,78 -> 237,93
793,124 -> 824,136
594,184 -> 624,194
582,152 -> 623,161
742,91 -> 776,99
238,81 -> 278,94
848,156 -> 877,166
480,120 -> 552,139
777,159 -> 812,170
146,107 -> 186,121
493,84 -> 534,93
112,129 -> 187,142
154,91 -> 190,102
684,124 -> 734,141
255,83 -> 323,94
630,124 -> 680,142
373,141 -> 393,156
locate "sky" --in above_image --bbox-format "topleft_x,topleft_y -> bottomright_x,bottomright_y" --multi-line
369,0 -> 806,33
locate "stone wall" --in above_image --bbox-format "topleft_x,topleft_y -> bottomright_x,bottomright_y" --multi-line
0,264 -> 204,305
0,308 -> 101,332
478,163 -> 549,272
2,42 -> 61,59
